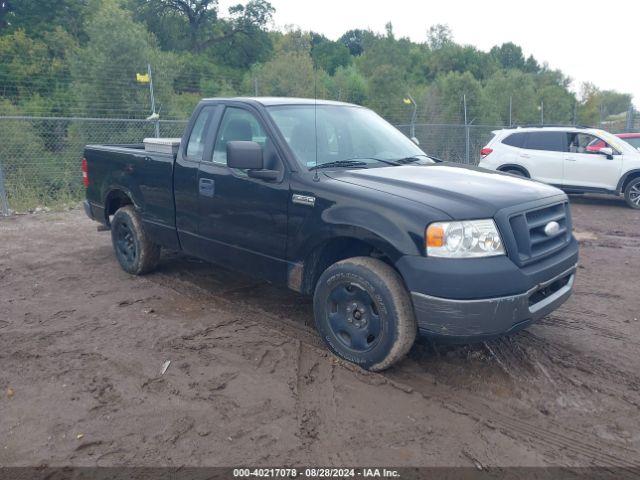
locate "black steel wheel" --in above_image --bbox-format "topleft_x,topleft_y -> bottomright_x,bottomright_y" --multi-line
110,205 -> 161,275
326,282 -> 382,353
313,257 -> 417,371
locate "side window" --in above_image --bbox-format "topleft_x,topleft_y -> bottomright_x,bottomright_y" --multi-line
569,133 -> 606,154
211,107 -> 266,165
523,132 -> 567,152
502,132 -> 526,148
186,106 -> 215,160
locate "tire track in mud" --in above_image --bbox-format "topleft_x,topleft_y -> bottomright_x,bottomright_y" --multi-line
540,301 -> 639,346
149,269 -> 640,468
292,342 -> 353,464
388,366 -> 640,469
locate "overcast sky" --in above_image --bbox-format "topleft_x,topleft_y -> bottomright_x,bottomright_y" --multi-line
221,0 -> 639,107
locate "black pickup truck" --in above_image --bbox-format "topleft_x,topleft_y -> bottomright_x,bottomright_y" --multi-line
83,97 -> 578,370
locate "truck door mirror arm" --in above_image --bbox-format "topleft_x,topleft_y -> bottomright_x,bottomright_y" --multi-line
248,169 -> 279,181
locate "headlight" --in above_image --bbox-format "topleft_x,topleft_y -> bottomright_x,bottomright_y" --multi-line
426,219 -> 505,258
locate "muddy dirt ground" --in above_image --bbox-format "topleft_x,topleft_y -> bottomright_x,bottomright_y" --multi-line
1,195 -> 639,468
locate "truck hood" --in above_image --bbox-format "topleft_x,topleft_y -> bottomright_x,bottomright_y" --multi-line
325,163 -> 565,219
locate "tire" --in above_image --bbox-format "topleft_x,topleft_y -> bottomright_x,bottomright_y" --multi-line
313,257 -> 417,371
502,168 -> 526,178
110,205 -> 161,275
624,177 -> 640,209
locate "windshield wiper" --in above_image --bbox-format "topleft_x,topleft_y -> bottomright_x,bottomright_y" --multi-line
309,160 -> 369,170
390,155 -> 432,164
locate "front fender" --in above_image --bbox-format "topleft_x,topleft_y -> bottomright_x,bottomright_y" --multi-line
319,203 -> 420,261
287,173 -> 451,264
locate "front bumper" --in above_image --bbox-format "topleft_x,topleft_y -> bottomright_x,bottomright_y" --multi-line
411,264 -> 576,340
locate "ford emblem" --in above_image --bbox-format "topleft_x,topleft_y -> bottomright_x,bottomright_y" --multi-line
544,221 -> 560,237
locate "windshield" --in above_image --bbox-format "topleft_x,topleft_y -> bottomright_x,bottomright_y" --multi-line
624,137 -> 640,149
591,129 -> 627,152
267,105 -> 432,169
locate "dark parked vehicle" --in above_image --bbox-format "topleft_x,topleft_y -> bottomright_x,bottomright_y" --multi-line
83,98 -> 579,370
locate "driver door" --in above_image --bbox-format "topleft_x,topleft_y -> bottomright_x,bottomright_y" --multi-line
563,132 -> 623,191
196,105 -> 290,283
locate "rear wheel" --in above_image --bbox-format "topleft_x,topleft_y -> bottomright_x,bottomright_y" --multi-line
110,205 -> 161,275
624,177 -> 640,209
313,257 -> 417,371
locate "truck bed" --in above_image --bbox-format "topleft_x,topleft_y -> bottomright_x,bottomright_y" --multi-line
83,143 -> 179,249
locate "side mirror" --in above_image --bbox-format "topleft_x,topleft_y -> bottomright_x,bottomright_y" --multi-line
598,147 -> 614,159
227,141 -> 263,170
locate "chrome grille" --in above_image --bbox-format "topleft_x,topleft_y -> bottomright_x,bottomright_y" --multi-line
509,202 -> 571,265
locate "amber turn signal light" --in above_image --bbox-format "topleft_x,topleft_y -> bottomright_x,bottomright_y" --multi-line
426,224 -> 445,248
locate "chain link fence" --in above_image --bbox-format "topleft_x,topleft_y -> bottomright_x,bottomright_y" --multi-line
0,116 -> 186,214
0,111 -> 636,214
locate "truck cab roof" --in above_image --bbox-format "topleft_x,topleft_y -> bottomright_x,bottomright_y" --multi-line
201,97 -> 359,108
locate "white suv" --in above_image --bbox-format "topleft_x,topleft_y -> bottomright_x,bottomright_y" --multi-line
478,126 -> 640,209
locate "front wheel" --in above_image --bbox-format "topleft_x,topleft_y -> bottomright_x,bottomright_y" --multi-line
624,177 -> 640,209
110,205 -> 161,275
313,257 -> 417,371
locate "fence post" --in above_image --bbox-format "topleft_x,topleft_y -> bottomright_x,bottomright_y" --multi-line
147,63 -> 160,138
0,157 -> 9,216
407,93 -> 417,140
463,94 -> 470,164
626,104 -> 634,132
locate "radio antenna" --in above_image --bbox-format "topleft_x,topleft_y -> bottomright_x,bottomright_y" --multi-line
313,65 -> 319,181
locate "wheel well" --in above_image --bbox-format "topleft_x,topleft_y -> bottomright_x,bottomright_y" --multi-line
104,190 -> 133,225
621,172 -> 640,193
299,237 -> 392,295
498,164 -> 530,178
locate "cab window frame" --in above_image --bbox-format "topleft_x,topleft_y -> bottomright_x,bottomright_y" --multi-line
209,106 -> 269,167
183,105 -> 218,162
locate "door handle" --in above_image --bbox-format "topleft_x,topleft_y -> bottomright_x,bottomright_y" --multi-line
565,157 -> 577,162
198,178 -> 215,197
520,153 -> 530,159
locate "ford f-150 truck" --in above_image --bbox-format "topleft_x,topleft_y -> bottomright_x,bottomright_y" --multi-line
83,97 -> 578,371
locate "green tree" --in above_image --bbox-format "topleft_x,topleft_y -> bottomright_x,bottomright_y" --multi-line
331,65 -> 367,104
310,33 -> 351,75
132,0 -> 273,52
0,0 -> 90,40
578,83 -> 633,125
71,0 -> 169,117
0,28 -> 76,113
427,24 -> 452,50
251,51 -> 322,98
490,42 -> 526,70
432,71 -> 488,123
339,29 -> 371,56
483,70 -> 538,124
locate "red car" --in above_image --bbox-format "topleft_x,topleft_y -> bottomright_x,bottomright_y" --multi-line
587,132 -> 640,151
